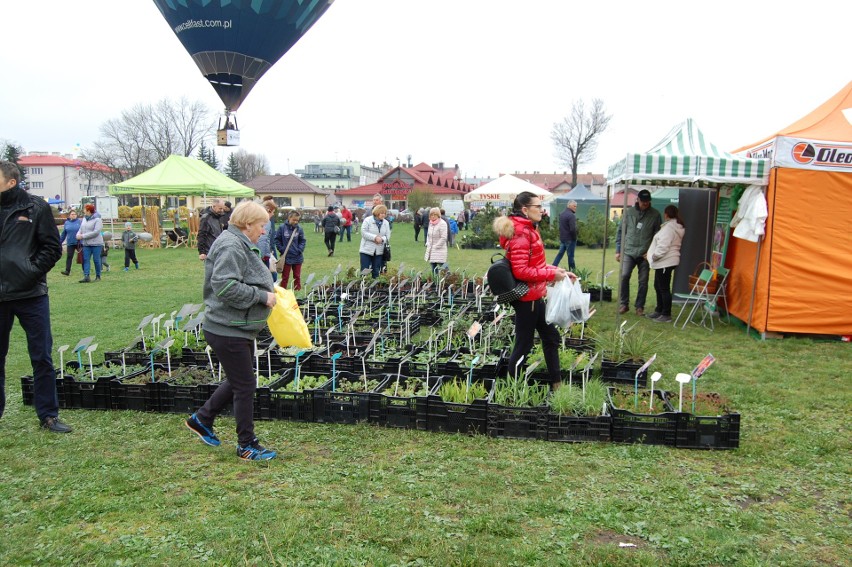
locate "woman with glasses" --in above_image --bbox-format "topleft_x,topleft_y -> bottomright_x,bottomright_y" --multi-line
493,191 -> 574,388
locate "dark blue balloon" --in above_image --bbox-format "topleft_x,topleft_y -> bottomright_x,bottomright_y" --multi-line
153,0 -> 335,111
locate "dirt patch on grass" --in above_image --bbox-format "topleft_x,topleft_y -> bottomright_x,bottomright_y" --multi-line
737,494 -> 783,509
590,529 -> 642,549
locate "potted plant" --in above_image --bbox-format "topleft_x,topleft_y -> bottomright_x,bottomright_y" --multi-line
592,328 -> 660,387
546,378 -> 612,442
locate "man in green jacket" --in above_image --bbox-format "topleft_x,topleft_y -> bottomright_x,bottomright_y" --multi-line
615,189 -> 662,316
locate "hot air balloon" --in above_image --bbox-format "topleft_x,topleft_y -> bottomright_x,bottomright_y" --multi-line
153,0 -> 335,146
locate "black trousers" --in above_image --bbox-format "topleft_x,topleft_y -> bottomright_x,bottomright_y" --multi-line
63,245 -> 76,273
507,298 -> 562,383
197,330 -> 257,446
414,225 -> 421,241
324,232 -> 336,252
124,248 -> 138,268
0,295 -> 59,420
653,266 -> 675,316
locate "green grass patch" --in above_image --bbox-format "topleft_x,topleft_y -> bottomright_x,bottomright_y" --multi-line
0,222 -> 849,565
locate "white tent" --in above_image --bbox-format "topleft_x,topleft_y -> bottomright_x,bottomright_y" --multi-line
464,174 -> 553,206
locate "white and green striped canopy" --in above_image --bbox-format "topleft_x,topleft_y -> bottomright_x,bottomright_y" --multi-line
607,119 -> 769,186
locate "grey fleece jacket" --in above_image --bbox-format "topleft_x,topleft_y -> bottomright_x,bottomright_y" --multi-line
202,225 -> 274,339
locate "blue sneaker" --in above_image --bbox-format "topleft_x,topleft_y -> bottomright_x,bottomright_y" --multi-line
185,413 -> 220,446
237,439 -> 276,461
123,267 -> 129,272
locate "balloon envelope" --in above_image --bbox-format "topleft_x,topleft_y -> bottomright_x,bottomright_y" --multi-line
153,0 -> 335,111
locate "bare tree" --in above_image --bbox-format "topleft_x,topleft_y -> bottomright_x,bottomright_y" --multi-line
551,98 -> 612,187
233,149 -> 270,182
86,97 -> 215,181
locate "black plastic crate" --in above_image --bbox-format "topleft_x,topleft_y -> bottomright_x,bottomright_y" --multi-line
368,375 -> 438,429
181,348 -> 217,368
21,373 -> 67,408
61,361 -> 117,410
487,404 -> 548,440
546,414 -> 612,443
607,388 -> 679,446
313,373 -> 389,425
675,412 -> 740,450
425,378 -> 494,435
563,337 -> 595,352
600,359 -> 648,388
64,376 -> 114,410
111,378 -> 160,412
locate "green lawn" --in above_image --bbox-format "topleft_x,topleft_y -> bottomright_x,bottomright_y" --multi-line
1,223 -> 849,566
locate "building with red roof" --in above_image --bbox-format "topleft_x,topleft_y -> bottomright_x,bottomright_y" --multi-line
335,161 -> 477,210
503,171 -> 607,196
18,153 -> 116,207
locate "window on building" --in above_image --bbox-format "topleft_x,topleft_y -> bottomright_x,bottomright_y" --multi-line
28,167 -> 44,175
30,181 -> 45,189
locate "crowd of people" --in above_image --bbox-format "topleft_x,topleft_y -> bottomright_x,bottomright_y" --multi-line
0,156 -> 687,460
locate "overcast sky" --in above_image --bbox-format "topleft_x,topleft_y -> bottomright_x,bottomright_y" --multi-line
3,0 -> 849,180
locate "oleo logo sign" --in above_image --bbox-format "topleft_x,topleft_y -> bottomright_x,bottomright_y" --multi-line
791,142 -> 852,167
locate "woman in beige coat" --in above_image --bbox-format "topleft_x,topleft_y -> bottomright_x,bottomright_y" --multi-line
424,207 -> 448,275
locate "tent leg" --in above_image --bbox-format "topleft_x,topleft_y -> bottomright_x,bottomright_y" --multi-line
746,236 -> 762,338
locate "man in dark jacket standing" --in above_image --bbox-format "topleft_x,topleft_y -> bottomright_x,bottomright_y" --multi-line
0,161 -> 70,432
615,189 -> 662,316
552,200 -> 578,271
197,198 -> 227,261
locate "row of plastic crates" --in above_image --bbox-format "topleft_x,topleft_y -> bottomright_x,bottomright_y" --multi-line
21,372 -> 738,449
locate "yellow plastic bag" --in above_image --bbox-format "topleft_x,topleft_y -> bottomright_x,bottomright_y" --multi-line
267,287 -> 312,348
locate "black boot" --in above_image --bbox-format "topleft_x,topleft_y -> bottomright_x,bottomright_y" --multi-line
79,276 -> 91,283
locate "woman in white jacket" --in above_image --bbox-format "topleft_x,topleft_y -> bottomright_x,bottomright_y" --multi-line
424,207 -> 448,275
645,205 -> 685,323
359,204 -> 391,278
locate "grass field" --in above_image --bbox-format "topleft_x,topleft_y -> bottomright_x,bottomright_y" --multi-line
1,222 -> 849,566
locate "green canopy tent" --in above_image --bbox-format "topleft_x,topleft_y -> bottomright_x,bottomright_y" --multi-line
603,119 -> 769,314
109,155 -> 255,198
109,155 -> 255,248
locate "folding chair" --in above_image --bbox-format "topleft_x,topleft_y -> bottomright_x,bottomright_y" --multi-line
165,227 -> 188,249
696,267 -> 730,330
673,269 -> 714,330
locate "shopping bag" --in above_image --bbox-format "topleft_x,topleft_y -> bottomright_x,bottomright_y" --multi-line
76,250 -> 83,264
267,287 -> 312,348
546,278 -> 590,328
382,243 -> 391,262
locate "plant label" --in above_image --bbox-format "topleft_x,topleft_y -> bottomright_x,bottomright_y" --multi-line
691,353 -> 716,379
467,322 -> 482,339
636,353 -> 657,377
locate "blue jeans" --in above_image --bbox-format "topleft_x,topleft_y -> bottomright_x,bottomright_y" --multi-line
360,252 -> 383,279
619,254 -> 650,310
338,225 -> 351,242
553,239 -> 577,270
82,245 -> 102,277
0,295 -> 59,420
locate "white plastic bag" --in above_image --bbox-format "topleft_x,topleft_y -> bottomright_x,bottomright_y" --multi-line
546,278 -> 591,328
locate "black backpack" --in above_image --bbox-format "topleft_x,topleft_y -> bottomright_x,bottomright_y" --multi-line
486,253 -> 529,304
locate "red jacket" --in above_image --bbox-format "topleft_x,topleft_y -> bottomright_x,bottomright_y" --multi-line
493,214 -> 556,301
341,208 -> 353,227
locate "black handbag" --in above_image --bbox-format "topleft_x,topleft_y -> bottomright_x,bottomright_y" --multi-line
382,243 -> 391,262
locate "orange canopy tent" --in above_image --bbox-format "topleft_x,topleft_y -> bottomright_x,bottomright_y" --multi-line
728,80 -> 852,337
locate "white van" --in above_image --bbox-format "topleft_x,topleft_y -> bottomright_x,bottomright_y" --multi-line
441,199 -> 465,218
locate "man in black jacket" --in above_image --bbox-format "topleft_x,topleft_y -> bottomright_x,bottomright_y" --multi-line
553,200 -> 578,271
0,161 -> 70,432
197,198 -> 226,260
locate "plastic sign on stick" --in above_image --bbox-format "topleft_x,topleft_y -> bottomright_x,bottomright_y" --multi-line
57,345 -> 69,380
649,372 -> 662,411
675,373 -> 692,412
691,353 -> 716,379
85,343 -> 99,380
466,322 -> 482,340
634,353 -> 657,409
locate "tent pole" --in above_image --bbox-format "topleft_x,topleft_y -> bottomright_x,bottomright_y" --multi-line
601,181 -> 612,308
746,236 -> 762,338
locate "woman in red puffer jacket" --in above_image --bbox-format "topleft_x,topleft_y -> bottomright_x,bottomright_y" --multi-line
493,191 -> 574,388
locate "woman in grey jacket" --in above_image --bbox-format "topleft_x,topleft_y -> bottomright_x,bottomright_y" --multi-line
76,204 -> 104,282
185,201 -> 278,461
359,204 -> 391,278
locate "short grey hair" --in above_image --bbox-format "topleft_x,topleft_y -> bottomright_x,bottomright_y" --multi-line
567,200 -> 577,207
